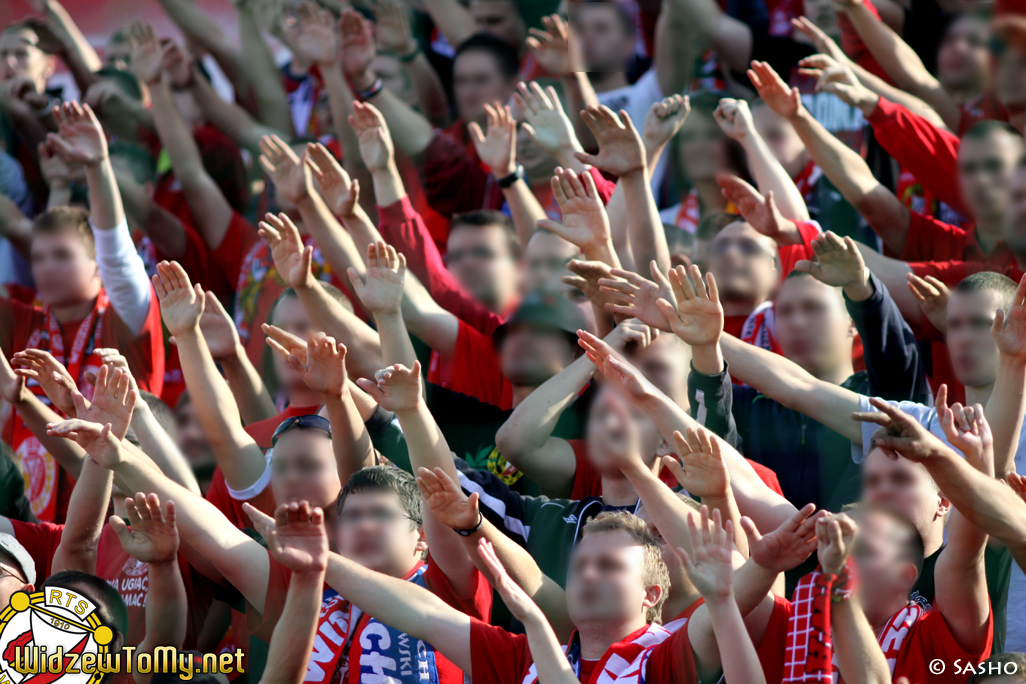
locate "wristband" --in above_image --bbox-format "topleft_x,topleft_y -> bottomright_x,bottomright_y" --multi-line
397,45 -> 421,63
357,78 -> 384,101
453,512 -> 484,537
496,165 -> 525,189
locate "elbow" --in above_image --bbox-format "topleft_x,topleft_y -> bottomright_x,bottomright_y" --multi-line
494,425 -> 522,460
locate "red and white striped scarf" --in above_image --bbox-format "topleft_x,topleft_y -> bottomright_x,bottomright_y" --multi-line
520,623 -> 672,684
783,559 -> 858,683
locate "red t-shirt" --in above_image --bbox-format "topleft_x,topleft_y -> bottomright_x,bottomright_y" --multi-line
9,520 -> 214,651
204,466 -> 277,531
244,405 -> 323,450
469,620 -> 698,684
427,319 -> 512,410
247,555 -> 492,684
901,212 -> 1014,268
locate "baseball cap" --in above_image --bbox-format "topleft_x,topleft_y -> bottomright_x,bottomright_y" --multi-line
492,291 -> 587,346
0,533 -> 36,586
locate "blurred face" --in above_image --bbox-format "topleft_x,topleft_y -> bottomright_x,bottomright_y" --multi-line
571,4 -> 635,73
801,0 -> 839,38
850,510 -> 919,611
751,104 -> 807,174
995,45 -> 1026,110
937,16 -> 989,92
0,28 -> 55,90
957,133 -> 1020,224
500,324 -> 576,385
774,276 -> 852,377
269,429 -> 340,510
861,450 -> 946,538
336,489 -> 424,574
517,124 -> 559,182
453,50 -> 514,123
675,112 -> 728,184
446,224 -> 519,311
707,222 -> 778,305
104,38 -> 132,72
30,230 -> 99,308
523,231 -> 579,292
374,54 -> 416,108
270,296 -> 313,391
585,387 -> 664,474
633,334 -> 689,408
566,531 -> 658,626
174,399 -> 216,470
470,0 -> 526,49
1005,166 -> 1026,253
945,289 -> 1003,388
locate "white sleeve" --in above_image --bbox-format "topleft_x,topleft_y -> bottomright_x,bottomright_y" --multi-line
91,219 -> 152,336
853,398 -> 947,463
226,450 -> 273,500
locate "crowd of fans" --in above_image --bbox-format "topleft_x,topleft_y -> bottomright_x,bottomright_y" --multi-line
4,0 -> 1026,681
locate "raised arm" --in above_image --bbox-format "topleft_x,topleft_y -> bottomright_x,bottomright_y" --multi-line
154,0 -> 243,89
984,274 -> 1026,477
748,61 -> 911,255
421,0 -> 477,48
347,242 -> 418,371
664,0 -> 753,73
713,99 -> 809,222
235,0 -> 295,136
111,494 -> 188,684
536,166 -> 621,267
151,261 -> 268,491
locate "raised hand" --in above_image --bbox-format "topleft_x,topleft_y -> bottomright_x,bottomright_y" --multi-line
347,241 -> 406,316
76,364 -> 137,441
305,143 -> 360,219
642,95 -> 690,153
712,98 -> 755,142
791,17 -> 847,63
797,55 -> 877,111
602,317 -> 653,354
525,14 -> 578,76
259,134 -> 310,205
160,41 -> 194,89
515,82 -> 580,161
852,397 -> 952,462
677,506 -> 735,600
562,260 -> 618,313
991,274 -> 1026,363
46,418 -> 123,470
356,362 -> 423,414
264,327 -> 348,397
741,503 -> 821,573
285,0 -> 338,66
109,493 -> 180,564
339,9 -> 376,85
936,384 -> 992,472
11,348 -> 79,416
349,101 -> 395,173
717,174 -> 798,245
477,538 -> 542,622
371,0 -> 416,57
415,467 -> 481,530
48,102 -> 108,167
265,501 -> 329,574
197,291 -> 243,360
657,264 -> 723,347
87,349 -> 137,392
815,513 -> 858,575
600,261 -> 677,331
1007,472 -> 1026,504
152,261 -> 205,336
258,212 -> 315,290
469,102 -> 517,177
126,22 -> 163,85
574,106 -> 646,176
794,231 -> 870,290
747,61 -> 802,120
664,427 -> 730,500
577,330 -> 659,403
536,167 -> 611,251
38,139 -> 80,189
906,274 -> 950,334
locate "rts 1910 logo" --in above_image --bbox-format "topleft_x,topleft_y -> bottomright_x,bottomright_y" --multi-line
0,589 -> 114,684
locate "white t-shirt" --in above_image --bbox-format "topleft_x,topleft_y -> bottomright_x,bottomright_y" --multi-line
596,69 -> 668,198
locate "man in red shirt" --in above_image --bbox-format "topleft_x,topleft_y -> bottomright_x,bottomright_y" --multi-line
0,102 -> 163,523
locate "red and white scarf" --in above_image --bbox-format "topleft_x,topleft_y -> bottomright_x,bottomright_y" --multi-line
15,292 -> 109,521
520,623 -> 672,684
672,189 -> 738,234
740,300 -> 781,355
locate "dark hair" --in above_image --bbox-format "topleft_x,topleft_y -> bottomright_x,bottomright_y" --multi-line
963,119 -> 1023,141
450,210 -> 522,258
109,140 -> 157,185
967,652 -> 1026,683
336,466 -> 423,528
695,213 -> 740,240
96,67 -> 143,101
42,571 -> 129,640
955,271 -> 1018,310
140,390 -> 176,438
663,224 -> 694,254
569,1 -> 636,37
33,206 -> 95,258
454,33 -> 519,81
843,503 -> 925,575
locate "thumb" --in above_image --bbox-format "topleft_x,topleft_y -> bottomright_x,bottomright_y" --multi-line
793,259 -> 818,277
536,218 -> 570,240
521,123 -> 536,141
346,267 -> 364,293
301,245 -> 314,278
467,491 -> 480,513
468,121 -> 485,146
71,389 -> 89,415
573,150 -> 597,167
109,515 -> 132,548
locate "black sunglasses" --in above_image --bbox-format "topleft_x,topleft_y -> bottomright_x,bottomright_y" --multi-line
271,414 -> 333,447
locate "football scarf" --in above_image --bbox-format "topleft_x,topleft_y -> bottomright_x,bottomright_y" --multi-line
520,623 -> 672,684
304,564 -> 440,684
740,300 -> 781,355
783,559 -> 858,683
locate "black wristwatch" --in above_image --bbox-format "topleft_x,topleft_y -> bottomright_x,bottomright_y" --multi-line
453,513 -> 484,537
496,165 -> 525,189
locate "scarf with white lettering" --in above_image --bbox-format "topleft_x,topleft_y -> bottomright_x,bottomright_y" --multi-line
520,623 -> 672,684
304,563 -> 439,684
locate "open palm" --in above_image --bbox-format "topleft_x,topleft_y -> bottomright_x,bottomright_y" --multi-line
357,363 -> 422,413
743,504 -> 820,573
992,275 -> 1026,362
267,503 -> 329,574
152,261 -> 204,336
659,265 -> 723,346
110,494 -> 179,564
415,467 -> 480,529
795,232 -> 866,288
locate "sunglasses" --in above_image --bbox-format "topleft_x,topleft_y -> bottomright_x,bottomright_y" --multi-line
271,414 -> 332,447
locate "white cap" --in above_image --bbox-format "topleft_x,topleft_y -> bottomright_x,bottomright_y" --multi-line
0,533 -> 36,586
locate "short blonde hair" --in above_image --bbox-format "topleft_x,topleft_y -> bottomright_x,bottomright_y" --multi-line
581,511 -> 670,624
